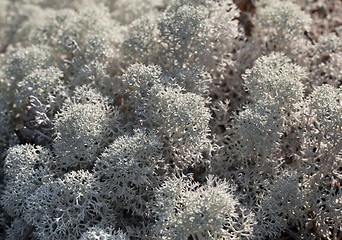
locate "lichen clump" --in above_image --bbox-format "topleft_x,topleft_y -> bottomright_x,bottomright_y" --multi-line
0,0 -> 341,239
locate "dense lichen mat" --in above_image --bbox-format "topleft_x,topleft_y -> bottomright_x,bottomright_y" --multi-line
0,0 -> 341,239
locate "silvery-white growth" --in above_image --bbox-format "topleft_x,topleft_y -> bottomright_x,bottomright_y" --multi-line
296,84 -> 342,238
242,52 -> 305,112
256,0 -> 312,52
294,33 -> 342,94
27,4 -> 124,96
152,175 -> 256,239
0,0 -> 340,239
122,63 -> 212,172
15,66 -> 66,114
233,100 -> 283,161
121,17 -> 157,65
1,144 -> 53,217
122,63 -> 163,109
145,84 -> 212,171
123,63 -> 211,99
94,129 -> 164,216
158,3 -> 209,69
80,226 -> 128,240
53,87 -> 116,171
308,84 -> 342,131
23,170 -> 105,240
165,66 -> 212,96
253,171 -> 305,239
122,0 -> 239,71
5,45 -> 53,87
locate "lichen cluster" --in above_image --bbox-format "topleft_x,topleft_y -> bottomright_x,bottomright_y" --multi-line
0,0 -> 341,239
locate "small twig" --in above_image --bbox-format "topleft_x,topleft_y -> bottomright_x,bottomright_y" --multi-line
285,229 -> 302,240
21,225 -> 35,240
0,40 -> 11,53
337,229 -> 342,240
0,32 -> 15,53
277,236 -> 292,240
63,59 -> 73,65
304,30 -> 315,45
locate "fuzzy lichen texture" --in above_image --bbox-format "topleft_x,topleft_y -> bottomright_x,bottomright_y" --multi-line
110,0 -> 163,25
94,129 -> 164,216
230,52 -> 306,164
295,33 -> 342,94
152,175 -> 256,240
252,171 -> 306,239
242,52 -> 305,112
5,45 -> 54,92
79,226 -> 128,240
15,66 -> 67,115
144,84 -> 212,172
298,84 -> 342,238
212,52 -> 310,239
52,88 -> 116,171
122,63 -> 212,173
0,0 -> 341,239
122,0 -> 239,72
22,170 -> 106,240
27,4 -> 124,95
233,100 -> 283,162
255,0 -> 312,53
1,144 -> 54,218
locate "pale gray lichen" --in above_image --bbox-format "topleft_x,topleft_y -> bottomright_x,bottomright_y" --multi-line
152,175 -> 256,240
256,0 -> 312,52
94,129 -> 164,216
1,144 -> 54,218
15,66 -> 67,114
0,1 -> 341,239
23,170 -> 105,240
80,226 -> 128,240
53,100 -> 112,171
